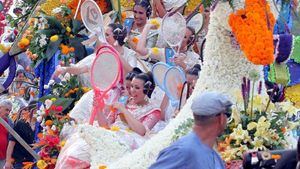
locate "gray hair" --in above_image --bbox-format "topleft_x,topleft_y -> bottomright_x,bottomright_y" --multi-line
0,100 -> 13,110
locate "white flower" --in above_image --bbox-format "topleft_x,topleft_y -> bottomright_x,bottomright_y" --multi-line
52,7 -> 62,14
37,116 -> 43,122
45,99 -> 53,109
64,73 -> 71,81
41,120 -> 45,127
39,39 -> 47,47
44,85 -> 49,89
51,125 -> 57,131
48,79 -> 55,85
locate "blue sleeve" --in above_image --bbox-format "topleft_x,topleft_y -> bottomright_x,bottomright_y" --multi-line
149,146 -> 188,169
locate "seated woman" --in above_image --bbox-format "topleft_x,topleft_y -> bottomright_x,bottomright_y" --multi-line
186,64 -> 201,95
124,0 -> 157,50
53,23 -> 137,87
136,22 -> 199,71
124,0 -> 160,72
56,73 -> 161,168
96,72 -> 161,138
123,67 -> 143,98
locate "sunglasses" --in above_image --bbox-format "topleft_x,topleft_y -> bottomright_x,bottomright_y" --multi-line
216,106 -> 232,119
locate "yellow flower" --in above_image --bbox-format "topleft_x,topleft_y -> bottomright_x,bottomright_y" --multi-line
231,107 -> 241,125
149,19 -> 160,28
110,125 -> 120,131
285,84 -> 300,109
279,102 -> 299,116
151,47 -> 160,56
50,35 -> 59,42
0,44 -> 11,53
51,98 -> 57,102
36,160 -> 48,169
60,140 -> 66,147
230,124 -> 250,144
66,26 -> 71,33
252,137 -> 265,150
99,165 -> 107,169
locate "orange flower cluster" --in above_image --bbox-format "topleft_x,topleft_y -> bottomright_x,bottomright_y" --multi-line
228,0 -> 275,65
60,44 -> 75,55
18,38 -> 30,49
68,0 -> 109,20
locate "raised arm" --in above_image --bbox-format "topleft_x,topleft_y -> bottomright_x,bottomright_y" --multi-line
136,24 -> 152,56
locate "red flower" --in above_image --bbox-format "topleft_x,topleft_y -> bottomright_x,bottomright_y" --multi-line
45,135 -> 60,147
55,106 -> 63,112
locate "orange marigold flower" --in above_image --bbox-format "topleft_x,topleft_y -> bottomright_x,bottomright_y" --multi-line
37,133 -> 44,139
60,44 -> 70,55
132,37 -> 139,44
45,120 -> 53,126
69,47 -> 75,52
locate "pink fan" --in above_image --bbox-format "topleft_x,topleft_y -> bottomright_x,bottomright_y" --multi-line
89,47 -> 122,125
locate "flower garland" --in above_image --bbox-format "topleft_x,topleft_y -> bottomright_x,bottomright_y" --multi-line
228,0 -> 275,65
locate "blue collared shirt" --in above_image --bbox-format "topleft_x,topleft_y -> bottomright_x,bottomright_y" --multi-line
149,131 -> 225,169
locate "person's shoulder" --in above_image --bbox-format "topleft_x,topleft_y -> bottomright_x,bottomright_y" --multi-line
171,132 -> 200,152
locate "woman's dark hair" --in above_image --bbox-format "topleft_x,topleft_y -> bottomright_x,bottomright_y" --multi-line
134,0 -> 152,18
134,72 -> 155,98
108,23 -> 127,46
186,26 -> 196,49
187,64 -> 201,76
125,67 -> 142,81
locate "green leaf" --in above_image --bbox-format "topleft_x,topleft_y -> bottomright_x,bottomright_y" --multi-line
44,16 -> 64,30
45,38 -> 62,62
39,96 -> 74,112
71,19 -> 82,34
69,38 -> 86,61
36,29 -> 58,36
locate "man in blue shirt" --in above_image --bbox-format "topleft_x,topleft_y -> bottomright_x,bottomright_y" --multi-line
149,91 -> 232,169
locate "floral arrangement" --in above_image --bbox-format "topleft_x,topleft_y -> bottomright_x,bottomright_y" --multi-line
22,97 -> 75,169
228,0 -> 275,65
16,0 -> 85,67
216,70 -> 298,162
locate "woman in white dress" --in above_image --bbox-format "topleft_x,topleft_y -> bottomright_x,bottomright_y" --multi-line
55,73 -> 161,168
52,24 -> 137,123
53,23 -> 137,86
136,22 -> 199,72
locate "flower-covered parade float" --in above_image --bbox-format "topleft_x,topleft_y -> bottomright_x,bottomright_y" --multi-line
0,0 -> 299,169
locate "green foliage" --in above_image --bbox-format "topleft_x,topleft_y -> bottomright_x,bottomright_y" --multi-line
172,118 -> 194,141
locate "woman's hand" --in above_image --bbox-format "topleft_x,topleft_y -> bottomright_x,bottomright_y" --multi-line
112,102 -> 127,113
174,53 -> 186,69
52,65 -> 66,78
3,161 -> 12,169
